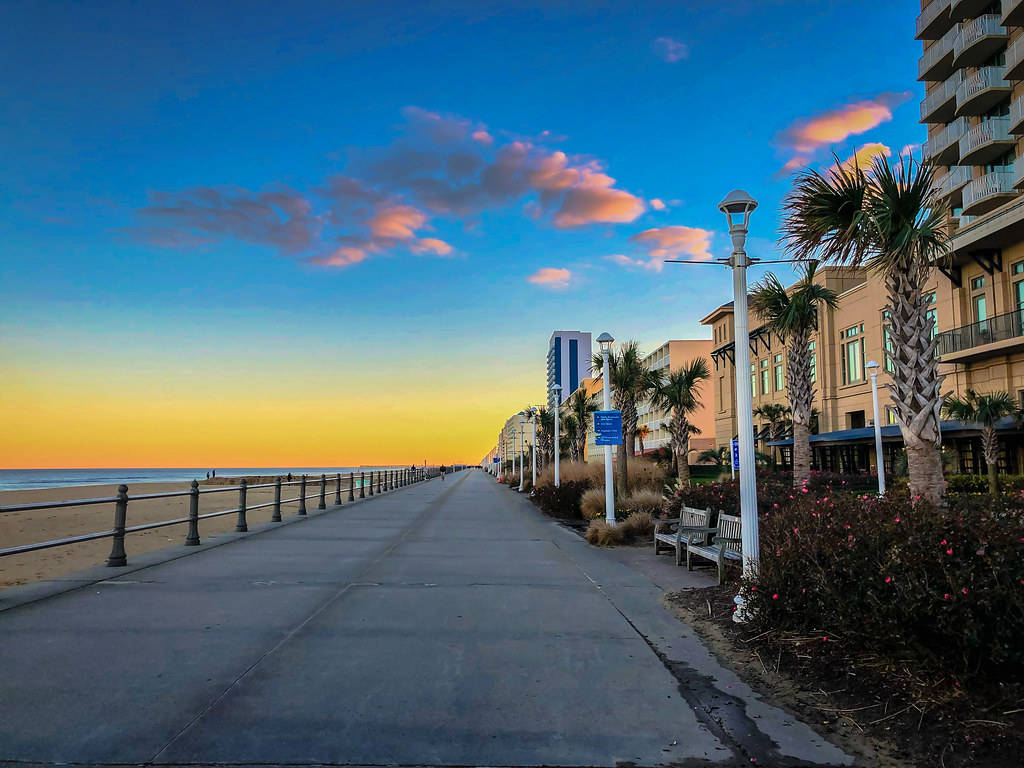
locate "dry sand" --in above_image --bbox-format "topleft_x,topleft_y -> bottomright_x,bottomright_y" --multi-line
0,475 -> 359,589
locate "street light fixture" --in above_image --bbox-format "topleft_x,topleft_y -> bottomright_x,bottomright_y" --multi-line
597,331 -> 616,525
551,383 -> 562,487
518,416 -> 526,492
866,360 -> 886,496
718,189 -> 760,623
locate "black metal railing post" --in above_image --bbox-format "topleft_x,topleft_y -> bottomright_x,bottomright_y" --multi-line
359,471 -> 365,498
318,473 -> 327,510
335,472 -> 342,505
106,485 -> 129,566
185,480 -> 201,545
272,476 -> 282,522
349,472 -> 356,501
235,478 -> 248,532
369,471 -> 375,496
299,475 -> 307,515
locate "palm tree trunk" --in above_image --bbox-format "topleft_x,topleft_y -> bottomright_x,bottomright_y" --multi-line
982,426 -> 1000,495
792,420 -> 811,485
786,329 -> 814,487
886,265 -> 946,505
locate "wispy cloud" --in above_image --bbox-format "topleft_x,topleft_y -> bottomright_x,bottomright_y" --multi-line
134,107 -> 647,269
624,225 -> 714,271
527,267 -> 572,289
652,37 -> 688,63
776,92 -> 911,174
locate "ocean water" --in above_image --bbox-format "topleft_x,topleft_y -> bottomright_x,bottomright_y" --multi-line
0,467 -> 415,492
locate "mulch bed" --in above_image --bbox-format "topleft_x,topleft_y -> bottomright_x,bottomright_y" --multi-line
664,584 -> 1024,768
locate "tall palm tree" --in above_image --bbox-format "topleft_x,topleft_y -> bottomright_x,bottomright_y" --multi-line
562,414 -> 580,462
592,341 -> 663,495
535,407 -> 555,468
636,425 -> 651,456
749,261 -> 837,486
650,359 -> 711,485
567,389 -> 598,462
941,389 -> 1019,495
780,156 -> 949,504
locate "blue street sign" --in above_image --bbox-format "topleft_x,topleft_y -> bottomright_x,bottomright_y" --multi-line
594,410 -> 623,446
731,438 -> 740,470
492,457 -> 500,463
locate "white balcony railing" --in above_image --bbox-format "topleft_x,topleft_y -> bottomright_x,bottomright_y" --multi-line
956,66 -> 1010,111
1006,34 -> 1024,78
922,116 -> 969,160
1013,96 -> 1024,134
918,24 -> 958,80
953,14 -> 1005,60
917,0 -> 952,39
938,165 -> 972,199
962,170 -> 1016,213
960,117 -> 1012,158
920,70 -> 962,121
1005,0 -> 1024,27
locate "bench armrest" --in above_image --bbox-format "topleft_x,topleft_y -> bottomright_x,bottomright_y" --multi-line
713,536 -> 741,546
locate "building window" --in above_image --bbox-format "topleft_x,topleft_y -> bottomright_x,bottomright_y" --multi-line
975,294 -> 987,324
809,340 -> 817,384
882,310 -> 895,374
970,276 -> 985,291
718,376 -> 725,412
841,324 -> 865,385
924,291 -> 937,340
886,406 -> 898,425
773,353 -> 784,391
760,359 -> 770,396
751,363 -> 756,397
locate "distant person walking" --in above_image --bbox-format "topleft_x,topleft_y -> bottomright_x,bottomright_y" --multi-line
206,471 -> 210,480
212,469 -> 216,478
440,465 -> 446,481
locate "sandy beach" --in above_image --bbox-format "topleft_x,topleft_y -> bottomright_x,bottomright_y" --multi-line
0,475 -> 358,589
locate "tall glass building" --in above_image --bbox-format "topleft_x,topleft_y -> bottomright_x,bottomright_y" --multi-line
546,331 -> 592,411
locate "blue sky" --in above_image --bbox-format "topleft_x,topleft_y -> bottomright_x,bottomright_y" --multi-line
0,0 -> 926,465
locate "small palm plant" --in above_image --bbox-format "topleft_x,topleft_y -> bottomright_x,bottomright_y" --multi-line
592,341 -> 663,495
941,389 -> 1019,495
562,414 -> 580,462
536,407 -> 555,468
697,446 -> 729,467
650,359 -> 711,486
780,156 -> 948,502
749,261 -> 838,486
635,425 -> 651,456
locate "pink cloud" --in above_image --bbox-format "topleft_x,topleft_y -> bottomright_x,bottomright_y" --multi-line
527,267 -> 572,289
368,204 -> 428,239
471,130 -> 493,146
650,198 -> 666,211
629,225 -> 714,262
830,143 -> 892,174
652,37 -> 689,63
410,237 -> 453,256
310,247 -> 369,268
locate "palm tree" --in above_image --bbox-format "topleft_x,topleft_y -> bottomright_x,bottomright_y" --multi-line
535,407 -> 555,468
749,261 -> 837,486
941,389 -> 1019,495
592,341 -> 663,495
650,359 -> 711,486
698,446 -> 729,467
636,425 -> 651,456
567,389 -> 598,463
780,156 -> 949,504
562,414 -> 580,462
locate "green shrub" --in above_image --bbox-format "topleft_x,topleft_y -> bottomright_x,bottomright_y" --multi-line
945,474 -> 1024,493
745,491 -> 1024,683
530,480 -> 588,518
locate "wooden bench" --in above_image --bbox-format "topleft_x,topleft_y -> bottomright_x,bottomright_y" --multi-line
685,513 -> 742,585
653,506 -> 713,566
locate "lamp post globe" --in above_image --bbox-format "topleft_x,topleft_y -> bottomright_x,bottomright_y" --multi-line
719,189 -> 760,622
866,360 -> 886,496
597,331 -> 616,525
551,383 -> 562,487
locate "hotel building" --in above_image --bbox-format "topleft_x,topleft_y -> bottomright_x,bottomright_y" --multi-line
546,331 -> 592,411
635,340 -> 716,457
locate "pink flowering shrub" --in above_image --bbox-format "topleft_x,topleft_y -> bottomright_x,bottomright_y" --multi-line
744,493 -> 1024,682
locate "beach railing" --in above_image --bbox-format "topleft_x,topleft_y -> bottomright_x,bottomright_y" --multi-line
0,467 -> 441,567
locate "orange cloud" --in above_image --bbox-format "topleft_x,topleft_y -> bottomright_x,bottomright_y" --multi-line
527,267 -> 572,289
629,225 -> 714,262
410,237 -> 453,256
553,166 -> 646,228
831,142 -> 892,174
311,246 -> 369,268
368,204 -> 428,239
650,198 -> 666,210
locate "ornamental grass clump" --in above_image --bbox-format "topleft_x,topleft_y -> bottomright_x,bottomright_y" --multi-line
580,488 -> 606,520
585,519 -> 625,546
619,510 -> 655,539
616,489 -> 664,517
744,491 -> 1024,684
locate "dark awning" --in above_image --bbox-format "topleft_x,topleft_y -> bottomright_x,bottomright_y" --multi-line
766,417 -> 1022,447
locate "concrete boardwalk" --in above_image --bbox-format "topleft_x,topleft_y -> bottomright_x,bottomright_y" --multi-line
0,470 -> 850,767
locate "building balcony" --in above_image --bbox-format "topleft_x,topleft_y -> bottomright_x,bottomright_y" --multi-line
953,15 -> 1007,68
1013,163 -> 1024,189
1004,0 -> 1024,27
921,71 -> 962,123
1011,96 -> 1024,134
959,118 -> 1015,165
936,308 -> 1024,362
937,165 -> 973,207
919,25 -> 959,81
1007,34 -> 1024,80
951,0 -> 996,22
923,116 -> 969,164
917,0 -> 953,40
956,67 -> 1011,115
961,170 -> 1017,215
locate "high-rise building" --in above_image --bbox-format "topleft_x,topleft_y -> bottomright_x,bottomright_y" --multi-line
546,331 -> 592,410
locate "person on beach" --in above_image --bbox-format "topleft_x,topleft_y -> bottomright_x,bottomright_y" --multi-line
206,471 -> 210,480
287,472 -> 293,482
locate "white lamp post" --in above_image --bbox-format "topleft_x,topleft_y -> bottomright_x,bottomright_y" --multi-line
552,383 -> 562,487
719,190 -> 760,623
518,416 -> 526,491
597,331 -> 616,525
867,360 -> 886,496
530,410 -> 538,487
